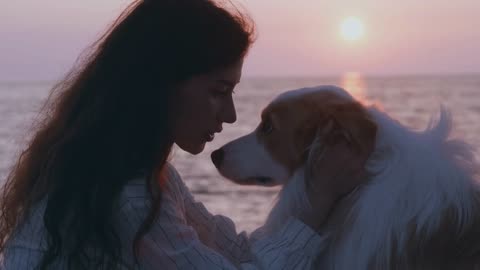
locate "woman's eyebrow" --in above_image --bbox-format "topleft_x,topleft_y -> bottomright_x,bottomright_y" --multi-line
216,79 -> 239,87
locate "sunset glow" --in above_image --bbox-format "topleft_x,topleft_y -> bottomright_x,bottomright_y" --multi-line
1,1 -> 479,79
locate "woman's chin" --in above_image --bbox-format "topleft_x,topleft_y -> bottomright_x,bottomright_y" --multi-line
176,142 -> 206,155
190,145 -> 205,155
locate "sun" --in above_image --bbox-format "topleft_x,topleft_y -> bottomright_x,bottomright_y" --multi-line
340,17 -> 365,41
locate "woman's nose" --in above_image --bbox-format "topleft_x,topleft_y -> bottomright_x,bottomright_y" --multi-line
222,97 -> 237,124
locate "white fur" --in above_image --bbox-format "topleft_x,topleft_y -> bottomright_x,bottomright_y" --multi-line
217,131 -> 289,185
263,168 -> 312,233
317,107 -> 479,269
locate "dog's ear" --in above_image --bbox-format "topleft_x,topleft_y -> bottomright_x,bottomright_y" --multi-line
329,101 -> 377,155
294,115 -> 329,163
295,101 -> 376,163
301,102 -> 377,198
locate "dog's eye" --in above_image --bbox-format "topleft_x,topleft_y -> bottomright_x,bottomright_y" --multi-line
260,120 -> 274,134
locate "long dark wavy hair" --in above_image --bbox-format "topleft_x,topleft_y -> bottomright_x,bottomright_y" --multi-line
0,0 -> 255,269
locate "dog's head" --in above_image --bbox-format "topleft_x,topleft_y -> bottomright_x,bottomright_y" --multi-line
211,85 -> 377,186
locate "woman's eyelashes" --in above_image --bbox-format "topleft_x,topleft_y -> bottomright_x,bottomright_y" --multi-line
212,87 -> 235,97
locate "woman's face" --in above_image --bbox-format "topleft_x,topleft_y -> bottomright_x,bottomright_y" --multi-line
171,59 -> 243,155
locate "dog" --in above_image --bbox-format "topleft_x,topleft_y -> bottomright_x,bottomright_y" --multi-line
211,85 -> 480,269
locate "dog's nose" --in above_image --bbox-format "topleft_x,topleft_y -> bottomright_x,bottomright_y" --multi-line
211,148 -> 224,168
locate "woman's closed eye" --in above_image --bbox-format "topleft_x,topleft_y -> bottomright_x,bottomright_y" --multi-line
212,87 -> 235,97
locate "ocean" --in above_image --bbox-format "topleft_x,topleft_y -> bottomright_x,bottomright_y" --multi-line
1,74 -> 479,233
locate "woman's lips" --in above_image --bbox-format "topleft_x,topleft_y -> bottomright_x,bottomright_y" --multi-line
205,127 -> 222,142
206,132 -> 215,142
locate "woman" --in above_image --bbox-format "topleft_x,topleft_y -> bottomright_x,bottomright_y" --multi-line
0,0 -> 371,269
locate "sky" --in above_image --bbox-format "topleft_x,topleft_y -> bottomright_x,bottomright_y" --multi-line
1,0 -> 479,81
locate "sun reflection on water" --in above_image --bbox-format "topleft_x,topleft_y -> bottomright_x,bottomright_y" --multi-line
340,72 -> 366,99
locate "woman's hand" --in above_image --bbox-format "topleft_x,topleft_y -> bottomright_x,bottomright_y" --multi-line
300,119 -> 373,230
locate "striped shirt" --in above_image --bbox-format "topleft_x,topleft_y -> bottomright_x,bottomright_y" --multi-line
1,163 -> 326,269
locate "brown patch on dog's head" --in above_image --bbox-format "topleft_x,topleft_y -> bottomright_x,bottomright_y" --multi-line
257,88 -> 377,180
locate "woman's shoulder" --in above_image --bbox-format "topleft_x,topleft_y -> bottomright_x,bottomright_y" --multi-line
163,162 -> 187,203
119,162 -> 185,208
164,162 -> 182,182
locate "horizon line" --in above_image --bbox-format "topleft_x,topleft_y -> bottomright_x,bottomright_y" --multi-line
0,71 -> 479,85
